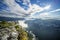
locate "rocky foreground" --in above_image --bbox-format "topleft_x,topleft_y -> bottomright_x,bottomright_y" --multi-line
0,21 -> 34,40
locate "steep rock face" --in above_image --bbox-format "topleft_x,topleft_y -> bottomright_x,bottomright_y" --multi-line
0,26 -> 18,40
0,21 -> 34,40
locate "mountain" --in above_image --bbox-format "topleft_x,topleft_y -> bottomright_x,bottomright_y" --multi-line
25,19 -> 60,40
0,21 -> 34,40
0,16 -> 24,21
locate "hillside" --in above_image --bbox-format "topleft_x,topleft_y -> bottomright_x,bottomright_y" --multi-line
0,21 -> 33,40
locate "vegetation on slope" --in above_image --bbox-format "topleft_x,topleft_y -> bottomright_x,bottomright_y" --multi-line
0,21 -> 33,40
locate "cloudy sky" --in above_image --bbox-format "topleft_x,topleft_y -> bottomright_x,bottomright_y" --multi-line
0,0 -> 60,20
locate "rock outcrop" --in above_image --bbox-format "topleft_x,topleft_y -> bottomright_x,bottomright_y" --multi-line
0,21 -> 34,40
0,26 -> 18,40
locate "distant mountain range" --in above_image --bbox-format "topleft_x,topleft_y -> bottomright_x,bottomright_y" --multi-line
0,16 -> 24,21
25,19 -> 60,40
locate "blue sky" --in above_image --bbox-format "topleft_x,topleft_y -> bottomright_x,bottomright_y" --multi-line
15,0 -> 60,10
0,0 -> 60,10
0,0 -> 60,20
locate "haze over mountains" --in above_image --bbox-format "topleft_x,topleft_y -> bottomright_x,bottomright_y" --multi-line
25,19 -> 60,40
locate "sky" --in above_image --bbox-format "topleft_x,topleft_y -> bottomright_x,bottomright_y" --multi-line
0,0 -> 60,20
0,0 -> 60,28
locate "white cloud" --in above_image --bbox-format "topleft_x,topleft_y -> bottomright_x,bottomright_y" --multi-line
18,20 -> 28,28
44,5 -> 51,10
29,12 -> 51,19
28,4 -> 44,16
39,9 -> 60,20
0,0 -> 54,20
29,4 -> 51,16
50,9 -> 60,13
1,0 -> 41,17
0,0 -> 31,18
1,0 -> 44,18
26,8 -> 60,20
16,0 -> 21,2
22,0 -> 30,5
40,13 -> 50,17
4,0 -> 27,14
0,10 -> 23,18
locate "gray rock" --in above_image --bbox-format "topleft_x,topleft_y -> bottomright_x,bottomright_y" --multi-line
0,26 -> 18,40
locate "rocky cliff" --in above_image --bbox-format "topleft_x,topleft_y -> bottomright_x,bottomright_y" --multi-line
0,21 -> 33,40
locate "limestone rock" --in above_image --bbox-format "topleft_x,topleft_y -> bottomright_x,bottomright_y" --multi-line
0,26 -> 18,40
